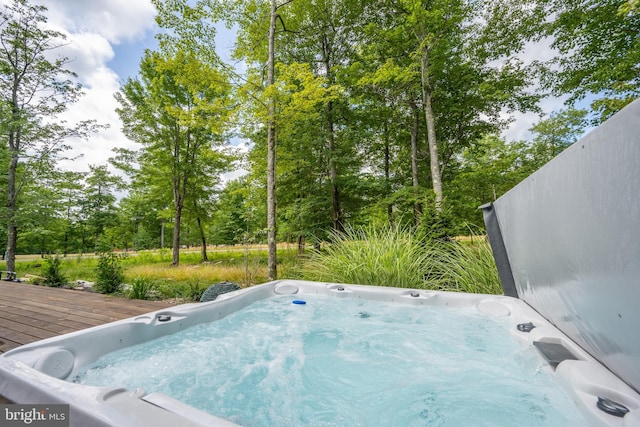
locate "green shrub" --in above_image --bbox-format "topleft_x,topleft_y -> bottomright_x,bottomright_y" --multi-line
129,276 -> 156,300
185,280 -> 206,301
94,252 -> 124,294
154,280 -> 178,299
42,255 -> 67,287
151,280 -> 205,301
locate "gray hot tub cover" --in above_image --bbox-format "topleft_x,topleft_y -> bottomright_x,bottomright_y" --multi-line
482,98 -> 640,394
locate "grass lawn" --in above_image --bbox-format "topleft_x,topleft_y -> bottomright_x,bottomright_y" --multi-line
1,245 -> 302,301
1,232 -> 501,301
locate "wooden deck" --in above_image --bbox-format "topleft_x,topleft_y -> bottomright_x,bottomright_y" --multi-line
0,280 -> 175,354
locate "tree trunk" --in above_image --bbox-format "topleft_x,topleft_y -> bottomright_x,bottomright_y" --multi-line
327,100 -> 342,232
5,151 -> 19,272
410,102 -> 422,219
384,121 -> 392,224
266,0 -> 278,281
5,85 -> 21,273
322,35 -> 342,232
297,234 -> 305,255
160,219 -> 165,249
172,208 -> 181,266
420,45 -> 443,212
5,225 -> 17,273
172,172 -> 186,266
197,216 -> 208,262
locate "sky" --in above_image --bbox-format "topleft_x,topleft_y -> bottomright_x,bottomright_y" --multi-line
13,1 -> 570,176
21,0 -> 160,173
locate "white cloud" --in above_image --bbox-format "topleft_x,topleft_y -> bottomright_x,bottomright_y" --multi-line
18,0 -> 159,173
38,0 -> 157,44
500,37 -> 568,142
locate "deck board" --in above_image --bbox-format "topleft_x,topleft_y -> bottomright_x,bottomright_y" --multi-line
0,280 -> 175,354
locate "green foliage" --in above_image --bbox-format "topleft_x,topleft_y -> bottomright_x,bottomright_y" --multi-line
302,225 -> 437,289
529,107 -> 589,161
185,280 -> 206,302
5,0 -> 637,273
153,279 -> 206,301
82,165 -> 123,251
94,252 -> 124,294
498,0 -> 640,121
42,255 -> 67,287
208,178 -> 250,245
128,276 -> 156,300
115,48 -> 234,265
426,239 -> 502,294
416,202 -> 457,242
0,0 -> 102,271
302,225 -> 501,294
619,0 -> 640,15
446,135 -> 536,230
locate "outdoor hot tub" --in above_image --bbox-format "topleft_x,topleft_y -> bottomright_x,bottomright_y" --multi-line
1,280 -> 637,427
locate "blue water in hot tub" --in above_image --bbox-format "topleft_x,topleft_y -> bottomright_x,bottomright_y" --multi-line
71,295 -> 586,426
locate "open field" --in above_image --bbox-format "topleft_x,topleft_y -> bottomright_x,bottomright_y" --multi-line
1,245 -> 303,302
1,234 -> 501,301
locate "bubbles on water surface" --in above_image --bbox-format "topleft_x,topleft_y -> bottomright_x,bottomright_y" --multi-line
71,295 -> 587,426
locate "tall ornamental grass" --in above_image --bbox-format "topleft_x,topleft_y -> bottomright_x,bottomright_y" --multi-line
301,226 -> 437,289
128,276 -> 156,300
301,226 -> 501,294
430,239 -> 502,294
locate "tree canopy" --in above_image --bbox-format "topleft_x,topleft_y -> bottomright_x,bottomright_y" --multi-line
0,0 -> 637,269
115,49 -> 234,265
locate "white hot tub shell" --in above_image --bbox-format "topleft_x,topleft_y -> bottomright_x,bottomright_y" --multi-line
0,280 -> 638,427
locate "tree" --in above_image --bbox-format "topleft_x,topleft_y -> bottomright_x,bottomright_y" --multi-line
275,0 -> 368,232
57,171 -> 85,254
391,0 -> 541,215
146,0 -> 545,248
208,178 -> 257,245
14,162 -> 60,255
266,0 -> 278,280
230,0 -> 346,276
15,162 -> 68,255
340,0 -> 539,228
448,135 -> 535,231
493,0 -> 640,121
619,0 -> 640,14
529,107 -> 588,165
0,0 -> 95,271
351,11 -> 428,223
80,165 -> 122,251
110,148 -> 166,251
542,0 -> 640,121
116,49 -> 232,266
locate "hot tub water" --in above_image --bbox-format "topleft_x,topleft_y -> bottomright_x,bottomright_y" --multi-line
71,295 -> 586,426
